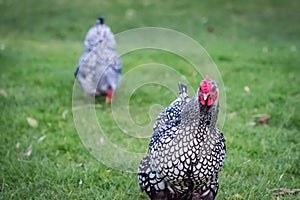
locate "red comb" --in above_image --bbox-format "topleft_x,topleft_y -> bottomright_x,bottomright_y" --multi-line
201,75 -> 211,93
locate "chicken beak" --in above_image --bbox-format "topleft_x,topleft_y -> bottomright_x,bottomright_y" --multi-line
203,93 -> 209,101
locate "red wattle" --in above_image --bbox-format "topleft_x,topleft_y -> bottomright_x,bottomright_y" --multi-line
207,98 -> 213,106
200,97 -> 206,105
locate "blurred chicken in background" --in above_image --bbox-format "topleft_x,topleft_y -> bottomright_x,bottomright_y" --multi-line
74,17 -> 122,103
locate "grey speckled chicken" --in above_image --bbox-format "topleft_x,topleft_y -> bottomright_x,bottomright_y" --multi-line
74,17 -> 122,103
138,76 -> 226,200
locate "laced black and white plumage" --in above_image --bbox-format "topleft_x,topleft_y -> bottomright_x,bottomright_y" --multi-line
74,17 -> 122,102
138,77 -> 226,200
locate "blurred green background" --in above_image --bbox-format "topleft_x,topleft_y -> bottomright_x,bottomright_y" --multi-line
0,0 -> 299,199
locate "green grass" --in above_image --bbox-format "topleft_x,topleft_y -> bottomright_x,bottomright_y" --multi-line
1,0 -> 300,199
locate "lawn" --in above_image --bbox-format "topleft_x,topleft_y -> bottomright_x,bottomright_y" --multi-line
0,0 -> 300,199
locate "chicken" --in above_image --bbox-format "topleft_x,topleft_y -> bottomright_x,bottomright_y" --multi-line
74,17 -> 122,103
138,76 -> 226,200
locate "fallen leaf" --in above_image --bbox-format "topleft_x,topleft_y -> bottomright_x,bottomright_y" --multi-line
248,121 -> 256,126
125,8 -> 135,19
207,25 -> 216,33
37,135 -> 46,143
242,159 -> 251,165
62,109 -> 68,119
279,173 -> 284,181
0,88 -> 7,97
79,179 -> 83,185
228,112 -> 237,119
244,86 -> 250,93
27,117 -> 38,128
74,163 -> 84,168
98,137 -> 105,145
272,188 -> 300,196
233,193 -> 243,199
25,144 -> 33,157
257,114 -> 270,125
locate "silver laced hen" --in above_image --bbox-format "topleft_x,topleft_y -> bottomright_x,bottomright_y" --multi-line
74,17 -> 122,103
138,76 -> 226,200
